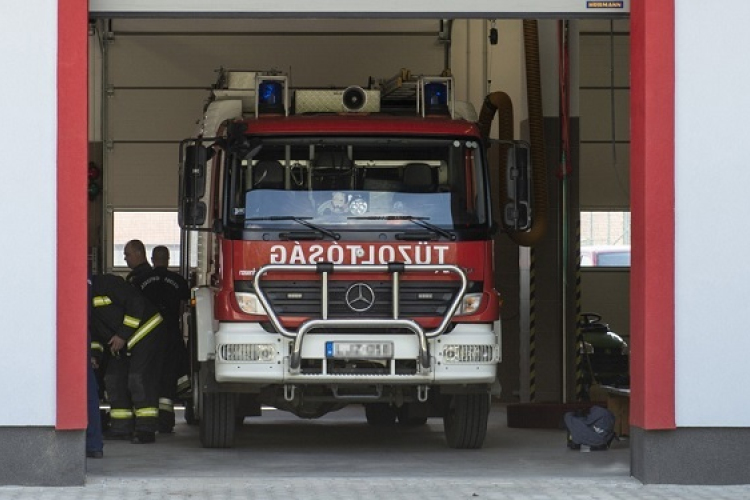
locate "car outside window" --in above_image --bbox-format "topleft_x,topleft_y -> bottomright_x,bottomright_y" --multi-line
580,211 -> 630,268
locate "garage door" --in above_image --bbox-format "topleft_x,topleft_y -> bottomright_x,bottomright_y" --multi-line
90,0 -> 629,18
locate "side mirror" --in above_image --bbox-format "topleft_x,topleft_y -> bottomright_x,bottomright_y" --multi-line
179,143 -> 212,228
179,199 -> 207,227
184,145 -> 211,198
503,142 -> 532,231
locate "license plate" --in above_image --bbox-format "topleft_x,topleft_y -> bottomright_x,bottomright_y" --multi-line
325,341 -> 394,359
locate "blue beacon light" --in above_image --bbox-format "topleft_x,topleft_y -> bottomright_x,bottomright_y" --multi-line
258,80 -> 284,114
423,82 -> 449,115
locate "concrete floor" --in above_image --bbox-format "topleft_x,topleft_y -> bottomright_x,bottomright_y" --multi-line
86,401 -> 631,480
4,402 -> 750,498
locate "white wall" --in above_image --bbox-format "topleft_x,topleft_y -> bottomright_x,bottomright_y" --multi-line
0,1 -> 58,425
675,0 -> 750,426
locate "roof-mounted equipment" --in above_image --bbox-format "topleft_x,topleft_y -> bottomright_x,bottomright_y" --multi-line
294,86 -> 381,114
419,76 -> 454,118
210,69 -> 289,116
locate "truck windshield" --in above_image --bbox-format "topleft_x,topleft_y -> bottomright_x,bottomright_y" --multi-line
227,136 -> 488,231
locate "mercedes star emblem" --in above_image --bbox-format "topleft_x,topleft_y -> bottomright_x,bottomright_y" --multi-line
345,283 -> 375,313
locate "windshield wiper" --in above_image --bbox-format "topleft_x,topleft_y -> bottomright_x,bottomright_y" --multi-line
348,215 -> 456,241
245,216 -> 341,240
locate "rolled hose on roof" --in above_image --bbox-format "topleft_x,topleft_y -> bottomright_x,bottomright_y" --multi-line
476,19 -> 548,247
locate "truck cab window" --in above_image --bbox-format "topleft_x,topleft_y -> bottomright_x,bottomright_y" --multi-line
231,137 -> 487,231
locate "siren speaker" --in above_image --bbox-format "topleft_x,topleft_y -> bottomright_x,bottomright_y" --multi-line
342,86 -> 367,111
295,89 -> 381,113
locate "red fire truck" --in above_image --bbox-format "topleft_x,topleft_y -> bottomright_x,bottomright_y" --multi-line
179,69 -> 530,449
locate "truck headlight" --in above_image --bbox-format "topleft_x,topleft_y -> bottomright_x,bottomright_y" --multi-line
456,293 -> 483,316
219,343 -> 277,362
235,292 -> 264,315
442,344 -> 499,363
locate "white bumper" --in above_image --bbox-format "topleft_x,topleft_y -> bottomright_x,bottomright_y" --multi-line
213,321 -> 499,385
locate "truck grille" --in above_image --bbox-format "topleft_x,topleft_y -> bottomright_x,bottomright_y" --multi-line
254,280 -> 460,318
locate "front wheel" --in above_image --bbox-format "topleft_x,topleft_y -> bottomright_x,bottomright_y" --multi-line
183,371 -> 200,425
200,392 -> 236,448
183,398 -> 198,425
443,393 -> 490,449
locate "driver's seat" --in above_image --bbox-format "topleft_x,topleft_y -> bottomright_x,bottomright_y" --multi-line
402,163 -> 435,193
392,163 -> 435,213
253,160 -> 285,190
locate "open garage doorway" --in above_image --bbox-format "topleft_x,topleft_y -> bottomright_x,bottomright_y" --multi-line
85,8 -> 635,464
86,15 -> 632,397
56,0 -> 677,485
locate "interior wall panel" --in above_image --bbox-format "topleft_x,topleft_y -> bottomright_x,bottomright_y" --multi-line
106,143 -> 180,208
577,19 -> 630,33
579,89 -> 630,141
107,35 -> 444,88
107,89 -> 208,141
579,143 -> 630,210
104,30 -> 445,210
578,21 -> 630,212
579,33 -> 630,88
111,18 -> 441,33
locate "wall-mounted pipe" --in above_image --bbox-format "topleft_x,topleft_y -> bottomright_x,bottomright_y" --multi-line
477,90 -> 514,224
517,19 -> 549,247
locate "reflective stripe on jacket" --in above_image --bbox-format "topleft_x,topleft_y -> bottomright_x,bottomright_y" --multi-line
126,312 -> 163,350
90,274 -> 162,346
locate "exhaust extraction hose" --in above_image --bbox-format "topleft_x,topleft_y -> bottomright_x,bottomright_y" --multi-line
477,20 -> 548,247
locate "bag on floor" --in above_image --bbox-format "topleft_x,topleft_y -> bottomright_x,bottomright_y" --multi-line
564,405 -> 616,450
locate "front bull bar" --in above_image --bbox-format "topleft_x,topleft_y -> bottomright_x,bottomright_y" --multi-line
252,262 -> 468,372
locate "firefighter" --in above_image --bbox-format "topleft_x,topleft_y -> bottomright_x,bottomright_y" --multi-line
86,274 -> 104,458
134,245 -> 191,433
124,239 -> 152,284
90,273 -> 164,444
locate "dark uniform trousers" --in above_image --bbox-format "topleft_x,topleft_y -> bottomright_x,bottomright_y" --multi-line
106,315 -> 164,434
92,273 -> 165,436
131,266 -> 191,432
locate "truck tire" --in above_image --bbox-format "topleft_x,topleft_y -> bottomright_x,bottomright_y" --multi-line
184,315 -> 200,426
443,393 -> 490,449
183,399 -> 198,426
364,403 -> 396,426
183,371 -> 200,425
200,392 -> 236,448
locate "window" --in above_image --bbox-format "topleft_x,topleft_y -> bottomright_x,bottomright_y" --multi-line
580,211 -> 630,267
112,211 -> 196,268
229,136 -> 487,231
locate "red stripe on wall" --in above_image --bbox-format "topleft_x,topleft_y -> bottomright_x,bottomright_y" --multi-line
56,0 -> 88,429
630,0 -> 676,429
